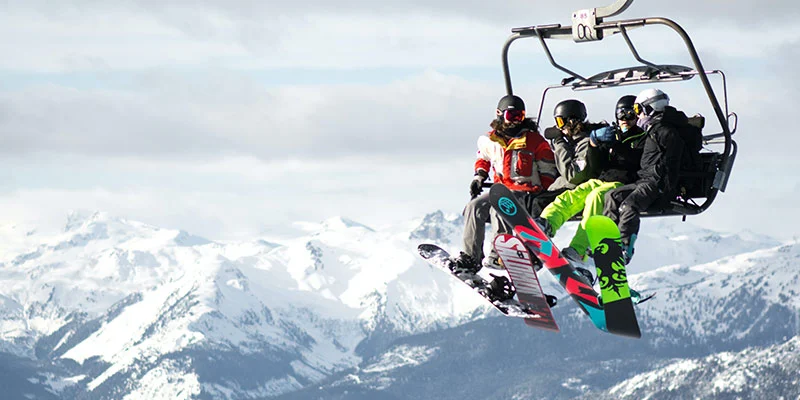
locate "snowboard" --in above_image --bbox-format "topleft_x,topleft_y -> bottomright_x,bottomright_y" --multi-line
418,243 -> 557,328
584,215 -> 641,337
489,183 -> 641,338
492,234 -> 559,332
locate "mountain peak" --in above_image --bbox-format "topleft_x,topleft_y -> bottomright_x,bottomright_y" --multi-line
409,210 -> 463,244
64,210 -> 109,232
320,217 -> 375,232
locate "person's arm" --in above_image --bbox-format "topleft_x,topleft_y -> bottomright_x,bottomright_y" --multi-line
567,138 -> 603,185
475,134 -> 498,177
551,135 -> 579,182
530,133 -> 557,189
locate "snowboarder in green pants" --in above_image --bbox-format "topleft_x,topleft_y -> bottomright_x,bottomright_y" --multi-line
535,95 -> 646,268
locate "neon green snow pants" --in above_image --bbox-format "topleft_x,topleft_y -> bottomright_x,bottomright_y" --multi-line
540,179 -> 623,256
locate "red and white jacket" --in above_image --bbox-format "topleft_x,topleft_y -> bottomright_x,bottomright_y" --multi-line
475,126 -> 557,193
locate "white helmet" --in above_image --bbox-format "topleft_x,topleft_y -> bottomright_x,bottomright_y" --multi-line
634,88 -> 669,116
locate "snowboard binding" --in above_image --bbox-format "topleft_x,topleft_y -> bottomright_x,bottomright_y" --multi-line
484,274 -> 516,302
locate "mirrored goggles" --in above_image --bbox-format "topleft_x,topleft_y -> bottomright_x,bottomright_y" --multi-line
502,109 -> 526,123
616,107 -> 637,121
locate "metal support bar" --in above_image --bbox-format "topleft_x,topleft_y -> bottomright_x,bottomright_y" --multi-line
535,29 -> 590,84
619,26 -> 670,75
501,34 -> 520,95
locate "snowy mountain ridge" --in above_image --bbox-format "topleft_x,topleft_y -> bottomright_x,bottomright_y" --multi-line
0,210 -> 792,399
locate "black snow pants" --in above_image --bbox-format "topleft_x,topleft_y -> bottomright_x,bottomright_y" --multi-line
603,180 -> 663,240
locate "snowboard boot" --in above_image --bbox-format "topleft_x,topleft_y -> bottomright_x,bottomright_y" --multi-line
450,252 -> 482,275
562,246 -> 585,263
484,274 -> 516,302
575,267 -> 594,284
533,216 -> 555,238
481,256 -> 504,270
621,234 -> 637,265
630,288 -> 641,304
563,247 -> 594,284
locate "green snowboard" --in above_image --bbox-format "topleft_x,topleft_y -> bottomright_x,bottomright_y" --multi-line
585,215 -> 641,337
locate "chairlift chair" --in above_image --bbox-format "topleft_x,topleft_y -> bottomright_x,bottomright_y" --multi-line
501,0 -> 737,219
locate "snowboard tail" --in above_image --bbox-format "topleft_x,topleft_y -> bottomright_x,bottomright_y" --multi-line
585,215 -> 641,337
492,234 -> 559,332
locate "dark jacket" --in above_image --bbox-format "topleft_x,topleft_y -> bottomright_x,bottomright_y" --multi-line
596,125 -> 647,184
637,106 -> 688,191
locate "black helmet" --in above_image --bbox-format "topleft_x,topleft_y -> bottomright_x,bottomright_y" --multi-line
553,99 -> 587,122
616,95 -> 636,111
615,95 -> 637,120
497,95 -> 525,111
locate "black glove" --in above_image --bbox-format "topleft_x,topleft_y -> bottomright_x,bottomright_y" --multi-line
544,126 -> 563,140
470,172 -> 488,198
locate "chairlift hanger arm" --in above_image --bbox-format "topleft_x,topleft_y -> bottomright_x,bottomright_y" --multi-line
596,0 -> 634,19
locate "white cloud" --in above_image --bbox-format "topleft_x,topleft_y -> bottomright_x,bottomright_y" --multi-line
0,0 -> 798,242
0,154 -> 473,240
0,69 -> 508,160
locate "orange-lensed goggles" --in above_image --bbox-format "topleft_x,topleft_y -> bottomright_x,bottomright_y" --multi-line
555,116 -> 580,129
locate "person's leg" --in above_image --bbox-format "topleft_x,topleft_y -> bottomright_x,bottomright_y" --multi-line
462,192 -> 492,260
485,205 -> 515,266
541,179 -> 604,235
617,180 -> 660,240
603,183 -> 638,224
616,180 -> 661,263
527,188 -> 566,217
570,181 -> 624,255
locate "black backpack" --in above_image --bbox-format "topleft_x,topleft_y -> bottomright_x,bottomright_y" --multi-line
679,115 -> 704,172
675,115 -> 707,197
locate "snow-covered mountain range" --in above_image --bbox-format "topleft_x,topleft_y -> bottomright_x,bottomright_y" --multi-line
0,210 -> 797,399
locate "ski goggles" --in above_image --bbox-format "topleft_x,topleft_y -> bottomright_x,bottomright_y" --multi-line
616,107 -> 637,121
633,103 -> 646,116
555,116 -> 580,129
501,109 -> 526,123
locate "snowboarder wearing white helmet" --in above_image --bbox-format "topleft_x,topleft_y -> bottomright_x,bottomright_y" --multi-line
603,88 -> 691,264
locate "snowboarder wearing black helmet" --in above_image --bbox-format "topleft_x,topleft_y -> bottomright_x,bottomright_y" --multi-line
603,88 -> 690,264
543,99 -> 607,192
453,95 -> 558,272
525,99 -> 607,217
534,95 -> 646,272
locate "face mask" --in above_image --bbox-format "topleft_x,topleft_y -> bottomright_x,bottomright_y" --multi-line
637,115 -> 654,131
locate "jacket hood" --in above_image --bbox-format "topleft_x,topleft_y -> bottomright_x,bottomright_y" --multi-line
655,105 -> 689,127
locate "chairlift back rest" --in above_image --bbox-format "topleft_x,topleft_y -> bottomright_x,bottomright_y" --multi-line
674,113 -> 717,199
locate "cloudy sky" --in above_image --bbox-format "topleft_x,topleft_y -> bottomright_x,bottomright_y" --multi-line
1,0 -> 798,240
